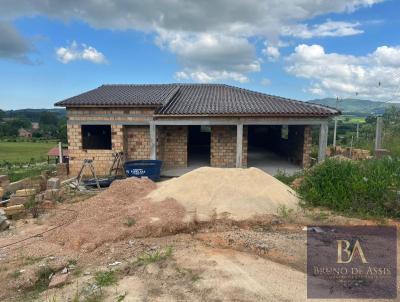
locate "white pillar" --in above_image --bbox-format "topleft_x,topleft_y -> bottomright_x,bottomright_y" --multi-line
318,123 -> 328,162
333,117 -> 338,147
58,142 -> 63,164
375,116 -> 383,150
150,122 -> 157,160
236,123 -> 243,168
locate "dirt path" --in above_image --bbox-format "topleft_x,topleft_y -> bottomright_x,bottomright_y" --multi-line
105,245 -> 386,302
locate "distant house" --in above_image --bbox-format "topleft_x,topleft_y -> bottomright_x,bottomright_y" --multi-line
31,122 -> 39,130
47,146 -> 69,163
18,128 -> 32,138
55,83 -> 340,176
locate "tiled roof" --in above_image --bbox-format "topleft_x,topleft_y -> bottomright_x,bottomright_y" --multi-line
55,83 -> 339,117
55,84 -> 179,107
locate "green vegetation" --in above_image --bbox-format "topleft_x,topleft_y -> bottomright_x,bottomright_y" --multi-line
124,217 -> 136,227
1,163 -> 56,182
275,169 -> 300,186
298,158 -> 400,218
0,140 -> 56,164
94,271 -> 117,287
135,246 -> 173,266
0,109 -> 66,142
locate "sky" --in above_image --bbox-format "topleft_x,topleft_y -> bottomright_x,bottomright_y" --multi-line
0,0 -> 399,110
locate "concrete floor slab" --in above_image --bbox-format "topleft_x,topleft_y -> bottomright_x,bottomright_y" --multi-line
161,148 -> 301,177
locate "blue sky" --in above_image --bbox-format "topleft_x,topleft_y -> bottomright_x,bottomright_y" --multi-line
0,0 -> 399,109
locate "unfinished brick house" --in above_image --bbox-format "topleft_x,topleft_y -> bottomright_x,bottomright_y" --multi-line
55,84 -> 340,176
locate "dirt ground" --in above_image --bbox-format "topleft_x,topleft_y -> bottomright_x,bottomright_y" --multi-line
0,178 -> 399,302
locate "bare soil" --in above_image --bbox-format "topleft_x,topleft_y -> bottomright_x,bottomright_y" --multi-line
0,175 -> 398,301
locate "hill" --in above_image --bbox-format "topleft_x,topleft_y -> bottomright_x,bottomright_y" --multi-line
2,108 -> 66,121
308,98 -> 400,116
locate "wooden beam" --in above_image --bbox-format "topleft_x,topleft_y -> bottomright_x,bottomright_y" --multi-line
236,123 -> 243,168
149,122 -> 156,160
318,123 -> 328,162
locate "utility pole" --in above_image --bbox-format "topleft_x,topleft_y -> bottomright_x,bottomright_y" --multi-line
356,123 -> 359,142
333,96 -> 340,147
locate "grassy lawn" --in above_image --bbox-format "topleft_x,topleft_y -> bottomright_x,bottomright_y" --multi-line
340,116 -> 366,124
0,140 -> 57,164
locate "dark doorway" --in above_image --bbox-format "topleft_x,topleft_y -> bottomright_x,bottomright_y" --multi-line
188,125 -> 211,166
247,125 -> 301,175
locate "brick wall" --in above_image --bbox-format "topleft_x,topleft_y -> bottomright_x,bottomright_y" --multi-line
124,126 -> 150,160
68,123 -> 124,176
210,126 -> 248,168
157,126 -> 188,168
67,107 -> 154,176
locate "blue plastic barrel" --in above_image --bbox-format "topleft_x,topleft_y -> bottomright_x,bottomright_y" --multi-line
124,160 -> 163,181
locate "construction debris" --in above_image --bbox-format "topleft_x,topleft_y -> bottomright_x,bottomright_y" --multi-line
4,204 -> 25,216
8,195 -> 29,206
44,189 -> 61,201
15,188 -> 36,197
48,273 -> 69,288
0,210 -> 10,231
0,175 -> 10,190
47,178 -> 61,190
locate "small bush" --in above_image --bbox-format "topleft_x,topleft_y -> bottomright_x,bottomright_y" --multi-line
124,217 -> 136,227
275,169 -> 303,186
94,271 -> 117,287
298,158 -> 400,218
135,246 -> 173,266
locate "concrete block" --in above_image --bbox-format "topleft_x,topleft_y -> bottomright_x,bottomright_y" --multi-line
15,189 -> 36,197
8,195 -> 29,206
35,193 -> 45,203
4,205 -> 25,216
44,189 -> 60,201
0,219 -> 10,231
47,178 -> 61,190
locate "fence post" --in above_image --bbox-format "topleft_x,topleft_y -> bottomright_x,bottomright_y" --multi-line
375,116 -> 383,150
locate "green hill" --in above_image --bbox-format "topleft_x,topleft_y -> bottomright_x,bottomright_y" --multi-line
308,98 -> 400,116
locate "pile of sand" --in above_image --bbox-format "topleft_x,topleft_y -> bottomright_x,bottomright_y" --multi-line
148,167 -> 299,221
48,177 -> 187,251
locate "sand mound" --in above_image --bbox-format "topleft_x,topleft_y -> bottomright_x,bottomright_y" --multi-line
148,167 -> 299,221
48,177 -> 187,251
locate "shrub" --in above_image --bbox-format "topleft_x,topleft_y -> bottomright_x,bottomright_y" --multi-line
298,158 -> 400,218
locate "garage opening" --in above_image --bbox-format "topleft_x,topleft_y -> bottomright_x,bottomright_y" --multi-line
247,125 -> 302,175
188,125 -> 211,167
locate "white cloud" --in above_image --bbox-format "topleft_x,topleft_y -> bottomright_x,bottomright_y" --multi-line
263,45 -> 280,61
286,44 -> 400,100
158,31 -> 259,83
282,20 -> 363,39
56,41 -> 106,64
0,0 -> 384,78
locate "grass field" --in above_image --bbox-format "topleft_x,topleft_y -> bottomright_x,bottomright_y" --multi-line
340,116 -> 366,124
0,141 -> 57,164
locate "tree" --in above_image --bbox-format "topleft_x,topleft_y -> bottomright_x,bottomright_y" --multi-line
39,111 -> 58,126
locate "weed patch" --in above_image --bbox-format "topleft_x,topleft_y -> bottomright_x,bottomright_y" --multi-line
298,158 -> 400,218
135,246 -> 173,266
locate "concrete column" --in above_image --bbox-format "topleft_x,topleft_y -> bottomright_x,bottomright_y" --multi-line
236,123 -> 243,168
150,122 -> 156,160
375,116 -> 383,150
318,123 -> 328,162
